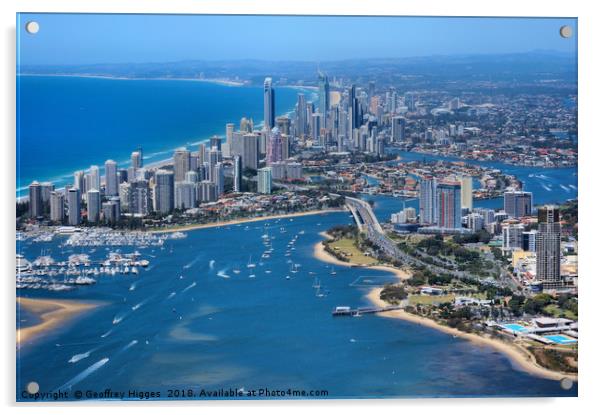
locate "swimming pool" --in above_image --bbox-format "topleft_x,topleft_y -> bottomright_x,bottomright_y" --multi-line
503,323 -> 529,333
544,335 -> 578,345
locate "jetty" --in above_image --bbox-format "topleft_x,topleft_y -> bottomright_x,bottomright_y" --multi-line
332,305 -> 403,317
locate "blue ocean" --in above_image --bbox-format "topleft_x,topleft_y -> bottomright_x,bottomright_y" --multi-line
17,213 -> 576,400
16,75 -> 305,197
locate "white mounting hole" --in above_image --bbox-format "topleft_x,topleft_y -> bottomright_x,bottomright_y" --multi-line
25,21 -> 40,35
559,25 -> 572,39
26,381 -> 39,394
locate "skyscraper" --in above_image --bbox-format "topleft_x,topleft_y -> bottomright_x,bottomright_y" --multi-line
233,155 -> 242,193
88,165 -> 100,191
128,180 -> 151,216
214,162 -> 224,195
242,133 -> 259,170
318,71 -> 330,128
502,223 -> 525,252
67,188 -> 81,225
173,148 -> 191,182
104,159 -> 118,196
266,127 -> 284,164
263,77 -> 275,130
536,206 -> 562,289
210,135 -> 222,151
131,151 -> 142,169
436,181 -> 462,229
504,191 -> 533,218
87,189 -> 101,223
175,181 -> 197,209
460,176 -> 473,210
154,169 -> 175,214
49,191 -> 65,223
102,197 -> 121,224
73,170 -> 85,192
28,181 -> 43,218
295,93 -> 307,138
391,116 -> 406,142
419,176 -> 437,225
257,167 -> 272,194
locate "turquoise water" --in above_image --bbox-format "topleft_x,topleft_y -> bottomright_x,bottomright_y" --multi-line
16,75 -> 306,196
544,335 -> 577,345
17,212 -> 576,400
503,324 -> 529,333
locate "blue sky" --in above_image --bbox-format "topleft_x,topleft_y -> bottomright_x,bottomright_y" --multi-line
17,14 -> 577,65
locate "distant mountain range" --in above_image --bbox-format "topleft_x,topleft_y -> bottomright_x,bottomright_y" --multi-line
19,51 -> 576,85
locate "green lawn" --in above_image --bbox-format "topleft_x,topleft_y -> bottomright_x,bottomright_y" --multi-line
327,238 -> 378,266
409,294 -> 455,306
544,304 -> 577,320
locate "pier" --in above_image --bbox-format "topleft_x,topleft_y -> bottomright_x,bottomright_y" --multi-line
332,305 -> 403,317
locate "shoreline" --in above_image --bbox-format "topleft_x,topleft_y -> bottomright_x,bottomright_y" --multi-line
312,231 -> 576,382
18,73 -> 246,86
17,297 -> 100,347
313,232 -> 411,282
366,288 -> 577,382
150,209 -> 345,234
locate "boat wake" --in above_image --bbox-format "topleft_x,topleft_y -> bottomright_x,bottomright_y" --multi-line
209,260 -> 215,269
121,340 -> 138,352
167,291 -> 176,300
559,184 -> 570,192
184,255 -> 202,269
68,347 -> 98,364
182,282 -> 197,293
541,184 -> 552,191
129,281 -> 138,291
112,312 -> 128,325
100,328 -> 113,338
217,269 -> 230,279
57,357 -> 109,391
131,299 -> 148,311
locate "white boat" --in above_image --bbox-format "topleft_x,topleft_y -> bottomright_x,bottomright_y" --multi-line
246,256 -> 256,268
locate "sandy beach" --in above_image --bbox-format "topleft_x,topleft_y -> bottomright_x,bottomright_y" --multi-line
17,297 -> 99,347
150,209 -> 344,234
366,288 -> 577,381
313,231 -> 411,281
